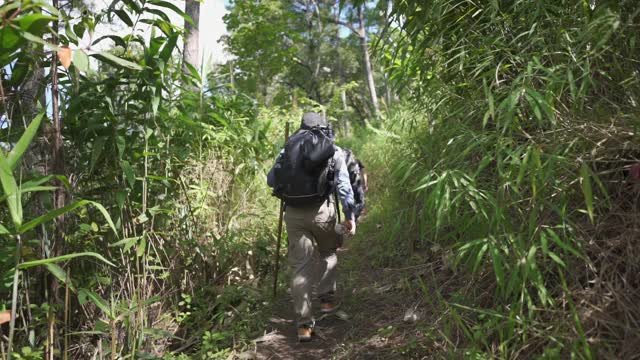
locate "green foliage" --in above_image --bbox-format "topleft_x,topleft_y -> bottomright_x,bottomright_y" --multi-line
1,0 -> 283,357
4,0 -> 638,357
223,0 -> 383,119
354,0 -> 640,356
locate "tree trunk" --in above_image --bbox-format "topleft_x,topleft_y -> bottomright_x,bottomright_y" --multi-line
334,2 -> 349,135
334,1 -> 348,112
358,5 -> 379,118
305,0 -> 322,103
50,0 -> 65,299
46,1 -> 65,358
183,0 -> 200,72
383,0 -> 393,109
384,68 -> 391,109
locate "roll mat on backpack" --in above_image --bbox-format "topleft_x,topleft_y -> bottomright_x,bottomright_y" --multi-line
343,148 -> 366,219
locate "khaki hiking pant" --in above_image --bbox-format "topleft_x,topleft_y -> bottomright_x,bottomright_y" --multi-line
284,199 -> 338,327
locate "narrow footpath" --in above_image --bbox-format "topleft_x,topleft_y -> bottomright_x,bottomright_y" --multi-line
251,236 -> 442,359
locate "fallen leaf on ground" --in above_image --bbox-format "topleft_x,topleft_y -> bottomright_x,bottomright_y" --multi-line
404,307 -> 419,323
253,331 -> 286,343
236,350 -> 257,359
335,310 -> 350,321
374,284 -> 394,294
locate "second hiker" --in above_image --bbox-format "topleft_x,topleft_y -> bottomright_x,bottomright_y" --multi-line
267,112 -> 356,342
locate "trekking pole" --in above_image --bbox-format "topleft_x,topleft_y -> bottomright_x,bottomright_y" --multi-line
273,121 -> 290,297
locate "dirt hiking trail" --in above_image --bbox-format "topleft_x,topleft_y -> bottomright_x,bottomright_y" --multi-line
249,243 -> 442,360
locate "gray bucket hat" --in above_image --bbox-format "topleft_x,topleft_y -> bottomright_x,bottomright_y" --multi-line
300,112 -> 328,129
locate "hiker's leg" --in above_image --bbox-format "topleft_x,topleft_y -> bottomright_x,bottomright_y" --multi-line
312,200 -> 338,302
285,207 -> 316,327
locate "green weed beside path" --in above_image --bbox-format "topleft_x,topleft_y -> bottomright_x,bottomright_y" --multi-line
342,105 -> 640,358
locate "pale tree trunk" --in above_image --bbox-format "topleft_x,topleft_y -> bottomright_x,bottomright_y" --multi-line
305,0 -> 322,103
341,91 -> 347,111
47,1 -> 65,358
335,2 -> 347,112
358,5 -> 379,118
384,67 -> 391,109
383,0 -> 393,109
183,0 -> 200,72
334,1 -> 349,135
51,8 -> 65,247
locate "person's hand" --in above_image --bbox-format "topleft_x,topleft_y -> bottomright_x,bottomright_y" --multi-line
345,219 -> 356,236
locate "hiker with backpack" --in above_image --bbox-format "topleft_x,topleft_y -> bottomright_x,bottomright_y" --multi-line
267,112 -> 356,342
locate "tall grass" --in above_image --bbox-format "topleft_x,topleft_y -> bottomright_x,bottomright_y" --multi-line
362,2 -> 640,355
357,102 -> 640,357
375,0 -> 640,356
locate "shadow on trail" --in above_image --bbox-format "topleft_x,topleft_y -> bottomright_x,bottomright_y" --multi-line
252,247 -> 430,360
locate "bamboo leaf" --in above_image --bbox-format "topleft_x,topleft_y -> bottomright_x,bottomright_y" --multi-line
17,251 -> 115,269
0,154 -> 22,227
547,251 -> 566,268
0,176 -> 70,203
183,62 -> 201,82
18,200 -> 117,236
114,9 -> 133,27
92,52 -> 143,70
90,137 -> 107,173
17,14 -> 57,34
88,201 -> 118,237
79,289 -> 112,318
73,49 -> 90,72
472,242 -> 489,273
0,185 -> 59,204
136,236 -> 146,258
121,161 -> 135,189
19,31 -> 61,51
490,246 -> 505,288
18,200 -> 87,234
21,175 -> 70,190
7,112 -> 44,170
580,163 -> 594,223
546,229 -> 583,259
109,237 -> 140,253
44,263 -> 76,291
158,33 -> 178,63
92,35 -> 126,48
148,0 -> 193,25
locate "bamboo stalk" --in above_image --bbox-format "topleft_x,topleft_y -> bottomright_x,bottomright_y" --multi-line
48,309 -> 54,360
63,267 -> 70,360
7,235 -> 22,360
111,320 -> 116,360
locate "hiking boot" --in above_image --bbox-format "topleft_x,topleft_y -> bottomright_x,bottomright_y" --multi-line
297,325 -> 313,342
320,301 -> 340,313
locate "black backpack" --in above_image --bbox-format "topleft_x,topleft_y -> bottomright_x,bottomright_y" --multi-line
272,127 -> 336,206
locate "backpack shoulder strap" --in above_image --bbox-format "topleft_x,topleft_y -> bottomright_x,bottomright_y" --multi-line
334,190 -> 341,224
330,154 -> 341,223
